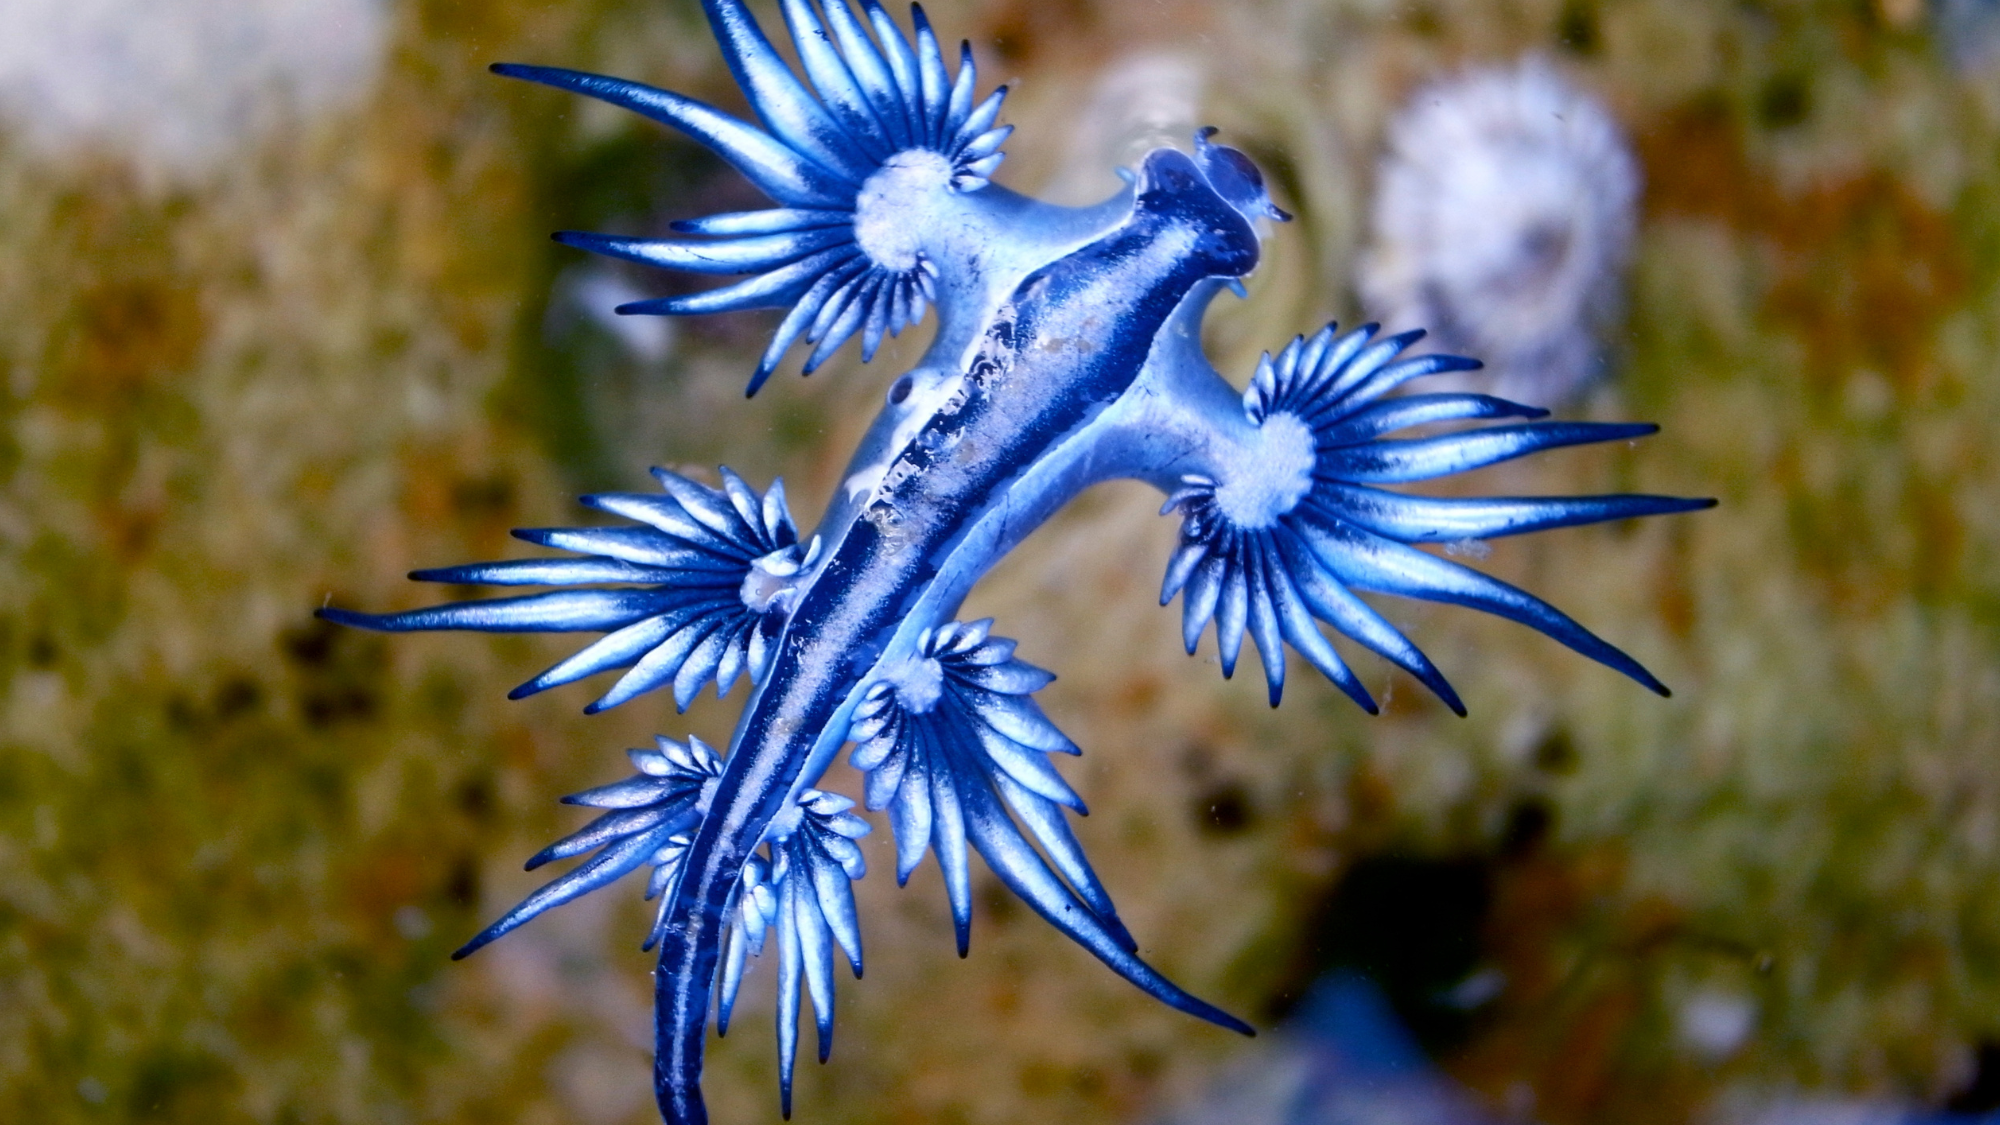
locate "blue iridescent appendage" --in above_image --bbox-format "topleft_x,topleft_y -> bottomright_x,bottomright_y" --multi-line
322,468 -> 813,712
495,0 -> 1012,393
1159,323 -> 1710,713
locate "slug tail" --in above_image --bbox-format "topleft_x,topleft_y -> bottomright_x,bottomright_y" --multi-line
654,910 -> 724,1125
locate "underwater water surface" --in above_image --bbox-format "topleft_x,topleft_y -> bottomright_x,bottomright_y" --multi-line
2,1 -> 1999,1124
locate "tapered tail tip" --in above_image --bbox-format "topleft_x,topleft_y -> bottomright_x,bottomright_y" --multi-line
315,606 -> 377,630
1211,1008 -> 1256,1037
1171,988 -> 1258,1037
1627,660 -> 1674,698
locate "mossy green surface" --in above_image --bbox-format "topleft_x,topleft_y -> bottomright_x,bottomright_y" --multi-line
3,2 -> 1999,1123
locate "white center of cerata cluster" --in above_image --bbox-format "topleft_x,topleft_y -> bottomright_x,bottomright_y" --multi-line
853,150 -> 954,272
1214,411 -> 1317,529
874,652 -> 945,714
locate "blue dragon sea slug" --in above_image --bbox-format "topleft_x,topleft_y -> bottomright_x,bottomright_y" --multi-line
319,3 -> 1711,1121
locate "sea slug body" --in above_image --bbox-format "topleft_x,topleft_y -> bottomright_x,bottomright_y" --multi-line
319,4 -> 1712,1123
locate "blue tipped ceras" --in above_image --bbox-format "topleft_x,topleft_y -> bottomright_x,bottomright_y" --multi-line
319,2 -> 1713,1121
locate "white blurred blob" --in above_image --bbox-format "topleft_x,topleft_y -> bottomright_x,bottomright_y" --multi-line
1677,987 -> 1757,1060
480,886 -> 653,1049
0,0 -> 388,177
1936,0 -> 2000,73
1436,966 -> 1506,1009
550,266 -> 678,364
392,904 -> 432,941
1154,975 -> 1498,1125
549,1043 -> 651,1125
1044,52 -> 1205,205
1361,57 -> 1639,408
1736,1100 -> 1913,1125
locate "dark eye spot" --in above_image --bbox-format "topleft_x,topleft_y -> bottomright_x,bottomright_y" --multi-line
1533,728 -> 1577,774
1557,0 -> 1597,53
1192,780 -> 1254,836
1500,799 -> 1552,858
1947,1041 -> 2000,1113
1758,74 -> 1810,130
889,375 -> 913,404
444,854 -> 481,909
212,677 -> 262,719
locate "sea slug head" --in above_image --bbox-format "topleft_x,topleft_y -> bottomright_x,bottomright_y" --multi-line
1133,147 -> 1262,280
1193,126 -> 1292,225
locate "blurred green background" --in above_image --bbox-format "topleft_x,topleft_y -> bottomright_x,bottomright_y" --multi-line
3,1 -> 1999,1122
